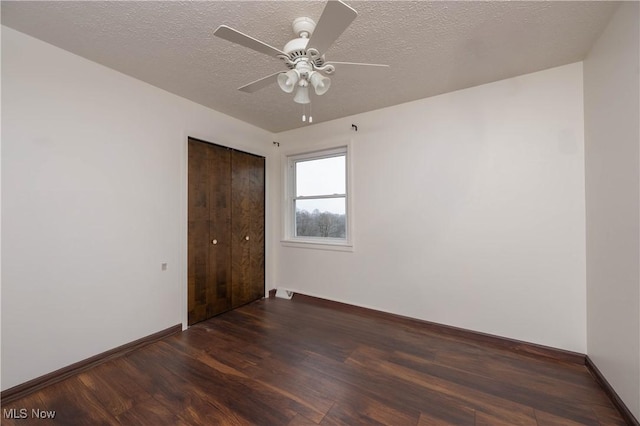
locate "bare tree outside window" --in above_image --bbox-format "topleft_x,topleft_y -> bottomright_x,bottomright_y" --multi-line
296,208 -> 346,238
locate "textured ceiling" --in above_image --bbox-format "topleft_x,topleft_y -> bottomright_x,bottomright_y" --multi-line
1,1 -> 618,133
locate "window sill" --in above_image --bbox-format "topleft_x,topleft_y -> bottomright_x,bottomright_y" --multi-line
280,239 -> 354,252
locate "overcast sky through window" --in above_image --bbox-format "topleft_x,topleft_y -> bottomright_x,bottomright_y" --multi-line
296,155 -> 346,214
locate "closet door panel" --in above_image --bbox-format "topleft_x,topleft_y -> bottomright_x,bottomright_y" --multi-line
231,150 -> 252,308
248,154 -> 266,302
188,140 -> 213,324
231,150 -> 265,308
188,140 -> 232,325
208,144 -> 233,315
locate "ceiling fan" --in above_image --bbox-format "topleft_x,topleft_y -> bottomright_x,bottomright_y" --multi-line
214,0 -> 389,113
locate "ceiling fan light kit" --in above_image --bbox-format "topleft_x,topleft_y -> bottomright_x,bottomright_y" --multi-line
277,69 -> 299,94
294,85 -> 311,104
309,71 -> 331,96
214,0 -> 389,122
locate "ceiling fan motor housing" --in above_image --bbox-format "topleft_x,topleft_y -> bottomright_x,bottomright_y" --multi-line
282,17 -> 325,68
293,17 -> 315,37
283,37 -> 310,60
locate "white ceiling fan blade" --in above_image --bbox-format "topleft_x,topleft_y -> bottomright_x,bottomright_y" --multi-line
326,61 -> 390,68
238,72 -> 282,93
307,1 -> 357,55
214,25 -> 286,58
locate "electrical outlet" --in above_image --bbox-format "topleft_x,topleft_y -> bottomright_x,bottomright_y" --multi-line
161,262 -> 168,271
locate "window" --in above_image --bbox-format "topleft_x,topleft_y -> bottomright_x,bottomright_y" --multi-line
283,145 -> 351,249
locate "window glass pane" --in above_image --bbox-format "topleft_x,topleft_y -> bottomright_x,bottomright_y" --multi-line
296,155 -> 345,197
295,198 -> 346,238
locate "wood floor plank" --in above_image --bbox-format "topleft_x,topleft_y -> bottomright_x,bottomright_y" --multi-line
154,338 -> 337,425
250,356 -> 336,421
431,341 -> 599,391
474,410 -> 538,426
288,413 -> 322,426
320,399 -> 416,426
36,376 -> 118,425
163,335 -> 332,423
376,347 -> 602,424
76,374 -> 133,418
590,402 -> 630,426
115,396 -> 186,426
1,298 -> 628,425
342,347 -> 539,425
535,409 -> 594,426
417,408 -> 476,426
126,342 -> 291,425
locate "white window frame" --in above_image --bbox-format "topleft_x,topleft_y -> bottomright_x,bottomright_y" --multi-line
282,142 -> 353,251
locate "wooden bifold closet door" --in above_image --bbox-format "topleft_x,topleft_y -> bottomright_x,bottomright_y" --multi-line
188,138 -> 265,325
230,150 -> 266,309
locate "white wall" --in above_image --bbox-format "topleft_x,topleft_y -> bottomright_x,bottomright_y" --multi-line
584,2 -> 640,420
1,27 -> 276,391
275,63 -> 587,353
0,23 -> 3,391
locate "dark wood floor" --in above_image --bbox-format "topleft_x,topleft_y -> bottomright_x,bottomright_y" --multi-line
2,296 -> 626,425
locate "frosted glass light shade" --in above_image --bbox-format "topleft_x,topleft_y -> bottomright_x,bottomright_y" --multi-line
277,70 -> 299,93
294,86 -> 310,104
309,72 -> 331,95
